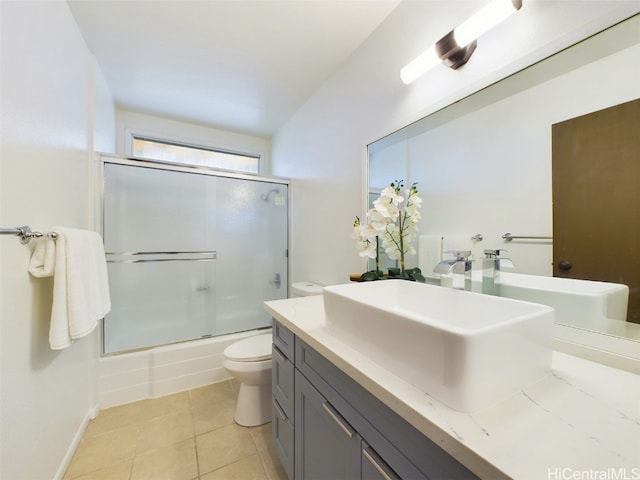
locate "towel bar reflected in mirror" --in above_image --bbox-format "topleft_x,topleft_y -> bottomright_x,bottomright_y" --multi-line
502,233 -> 553,241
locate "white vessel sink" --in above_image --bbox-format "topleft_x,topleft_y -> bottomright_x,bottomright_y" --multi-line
323,280 -> 554,412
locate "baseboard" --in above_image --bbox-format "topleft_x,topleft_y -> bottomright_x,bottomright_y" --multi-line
53,405 -> 96,480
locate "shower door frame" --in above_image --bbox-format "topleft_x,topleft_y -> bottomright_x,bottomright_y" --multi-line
99,154 -> 291,355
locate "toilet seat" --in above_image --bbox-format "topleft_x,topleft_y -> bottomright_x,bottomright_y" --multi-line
224,334 -> 272,362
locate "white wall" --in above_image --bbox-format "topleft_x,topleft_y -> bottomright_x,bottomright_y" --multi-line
272,1 -> 639,287
115,109 -> 272,174
0,2 -> 115,478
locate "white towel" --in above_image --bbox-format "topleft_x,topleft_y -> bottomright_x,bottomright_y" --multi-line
28,235 -> 57,278
29,227 -> 111,350
418,235 -> 443,279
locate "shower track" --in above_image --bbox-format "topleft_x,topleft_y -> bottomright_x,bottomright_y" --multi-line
106,251 -> 217,263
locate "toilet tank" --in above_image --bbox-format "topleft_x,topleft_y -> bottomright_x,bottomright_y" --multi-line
290,282 -> 323,297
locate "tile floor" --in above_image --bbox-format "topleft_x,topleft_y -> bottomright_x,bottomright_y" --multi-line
64,380 -> 287,480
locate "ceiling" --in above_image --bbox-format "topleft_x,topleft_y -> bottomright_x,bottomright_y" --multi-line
68,0 -> 400,138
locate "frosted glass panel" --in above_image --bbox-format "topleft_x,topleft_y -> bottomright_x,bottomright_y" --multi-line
104,257 -> 216,353
102,161 -> 288,354
103,163 -> 215,253
215,177 -> 288,334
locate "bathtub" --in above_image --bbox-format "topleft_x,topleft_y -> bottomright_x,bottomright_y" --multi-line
98,328 -> 270,408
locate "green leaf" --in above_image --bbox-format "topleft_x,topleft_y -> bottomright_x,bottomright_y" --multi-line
360,270 -> 384,281
406,267 -> 426,283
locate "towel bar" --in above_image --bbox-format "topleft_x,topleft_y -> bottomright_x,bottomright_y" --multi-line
0,226 -> 58,245
502,233 -> 552,241
105,251 -> 217,264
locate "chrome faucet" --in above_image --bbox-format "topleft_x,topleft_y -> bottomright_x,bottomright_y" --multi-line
433,250 -> 472,290
482,249 -> 514,295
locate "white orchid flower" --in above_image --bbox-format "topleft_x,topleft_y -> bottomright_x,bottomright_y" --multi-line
373,197 -> 400,219
352,180 -> 422,277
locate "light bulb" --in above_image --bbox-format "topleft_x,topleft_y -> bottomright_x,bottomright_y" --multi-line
399,0 -> 522,85
454,0 -> 520,47
400,45 -> 440,85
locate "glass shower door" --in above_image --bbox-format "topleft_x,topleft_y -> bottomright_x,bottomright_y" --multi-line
214,176 -> 288,335
102,160 -> 288,354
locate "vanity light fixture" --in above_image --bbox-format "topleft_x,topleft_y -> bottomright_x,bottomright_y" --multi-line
400,0 -> 523,85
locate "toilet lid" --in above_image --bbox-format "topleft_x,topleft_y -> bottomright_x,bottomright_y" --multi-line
291,281 -> 323,296
224,334 -> 272,362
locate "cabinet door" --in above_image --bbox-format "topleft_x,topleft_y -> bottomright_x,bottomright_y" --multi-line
272,399 -> 294,480
272,345 -> 294,418
295,370 -> 362,479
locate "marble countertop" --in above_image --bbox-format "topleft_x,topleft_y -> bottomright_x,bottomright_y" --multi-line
264,295 -> 640,480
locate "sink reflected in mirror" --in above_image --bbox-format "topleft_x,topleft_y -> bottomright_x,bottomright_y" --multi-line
323,280 -> 554,412
496,273 -> 637,340
440,271 -> 634,339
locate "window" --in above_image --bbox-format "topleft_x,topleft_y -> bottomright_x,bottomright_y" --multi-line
131,136 -> 260,174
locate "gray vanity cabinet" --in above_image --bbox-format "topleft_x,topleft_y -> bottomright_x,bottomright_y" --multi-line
272,321 -> 295,479
295,369 -> 404,480
272,320 -> 478,480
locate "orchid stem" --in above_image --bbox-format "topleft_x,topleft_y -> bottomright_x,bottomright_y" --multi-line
375,236 -> 381,274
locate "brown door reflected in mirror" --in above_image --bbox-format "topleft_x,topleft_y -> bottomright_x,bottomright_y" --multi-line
552,98 -> 640,323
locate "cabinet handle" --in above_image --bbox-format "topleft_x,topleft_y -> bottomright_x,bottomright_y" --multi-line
321,402 -> 354,438
272,346 -> 286,363
272,400 -> 287,421
362,447 -> 398,480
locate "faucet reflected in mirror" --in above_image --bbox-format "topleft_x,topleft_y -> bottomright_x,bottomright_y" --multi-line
481,249 -> 513,296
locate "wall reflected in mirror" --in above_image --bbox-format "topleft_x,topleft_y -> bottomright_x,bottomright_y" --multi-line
367,14 -> 639,342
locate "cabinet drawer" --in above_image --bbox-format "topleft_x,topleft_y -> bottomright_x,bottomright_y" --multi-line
273,320 -> 295,360
272,399 -> 294,480
272,345 -> 294,419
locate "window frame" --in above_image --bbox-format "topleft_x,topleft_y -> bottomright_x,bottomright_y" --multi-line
125,128 -> 263,175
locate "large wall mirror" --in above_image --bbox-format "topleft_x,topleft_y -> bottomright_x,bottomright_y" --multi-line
367,14 -> 639,348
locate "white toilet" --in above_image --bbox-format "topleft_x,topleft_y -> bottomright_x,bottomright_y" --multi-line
290,281 -> 324,298
223,281 -> 323,427
223,333 -> 273,426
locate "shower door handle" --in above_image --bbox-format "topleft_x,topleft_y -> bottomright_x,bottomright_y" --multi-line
270,273 -> 282,288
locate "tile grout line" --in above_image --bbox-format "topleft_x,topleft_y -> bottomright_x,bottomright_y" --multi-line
128,421 -> 143,480
189,389 -> 203,480
250,426 -> 272,480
